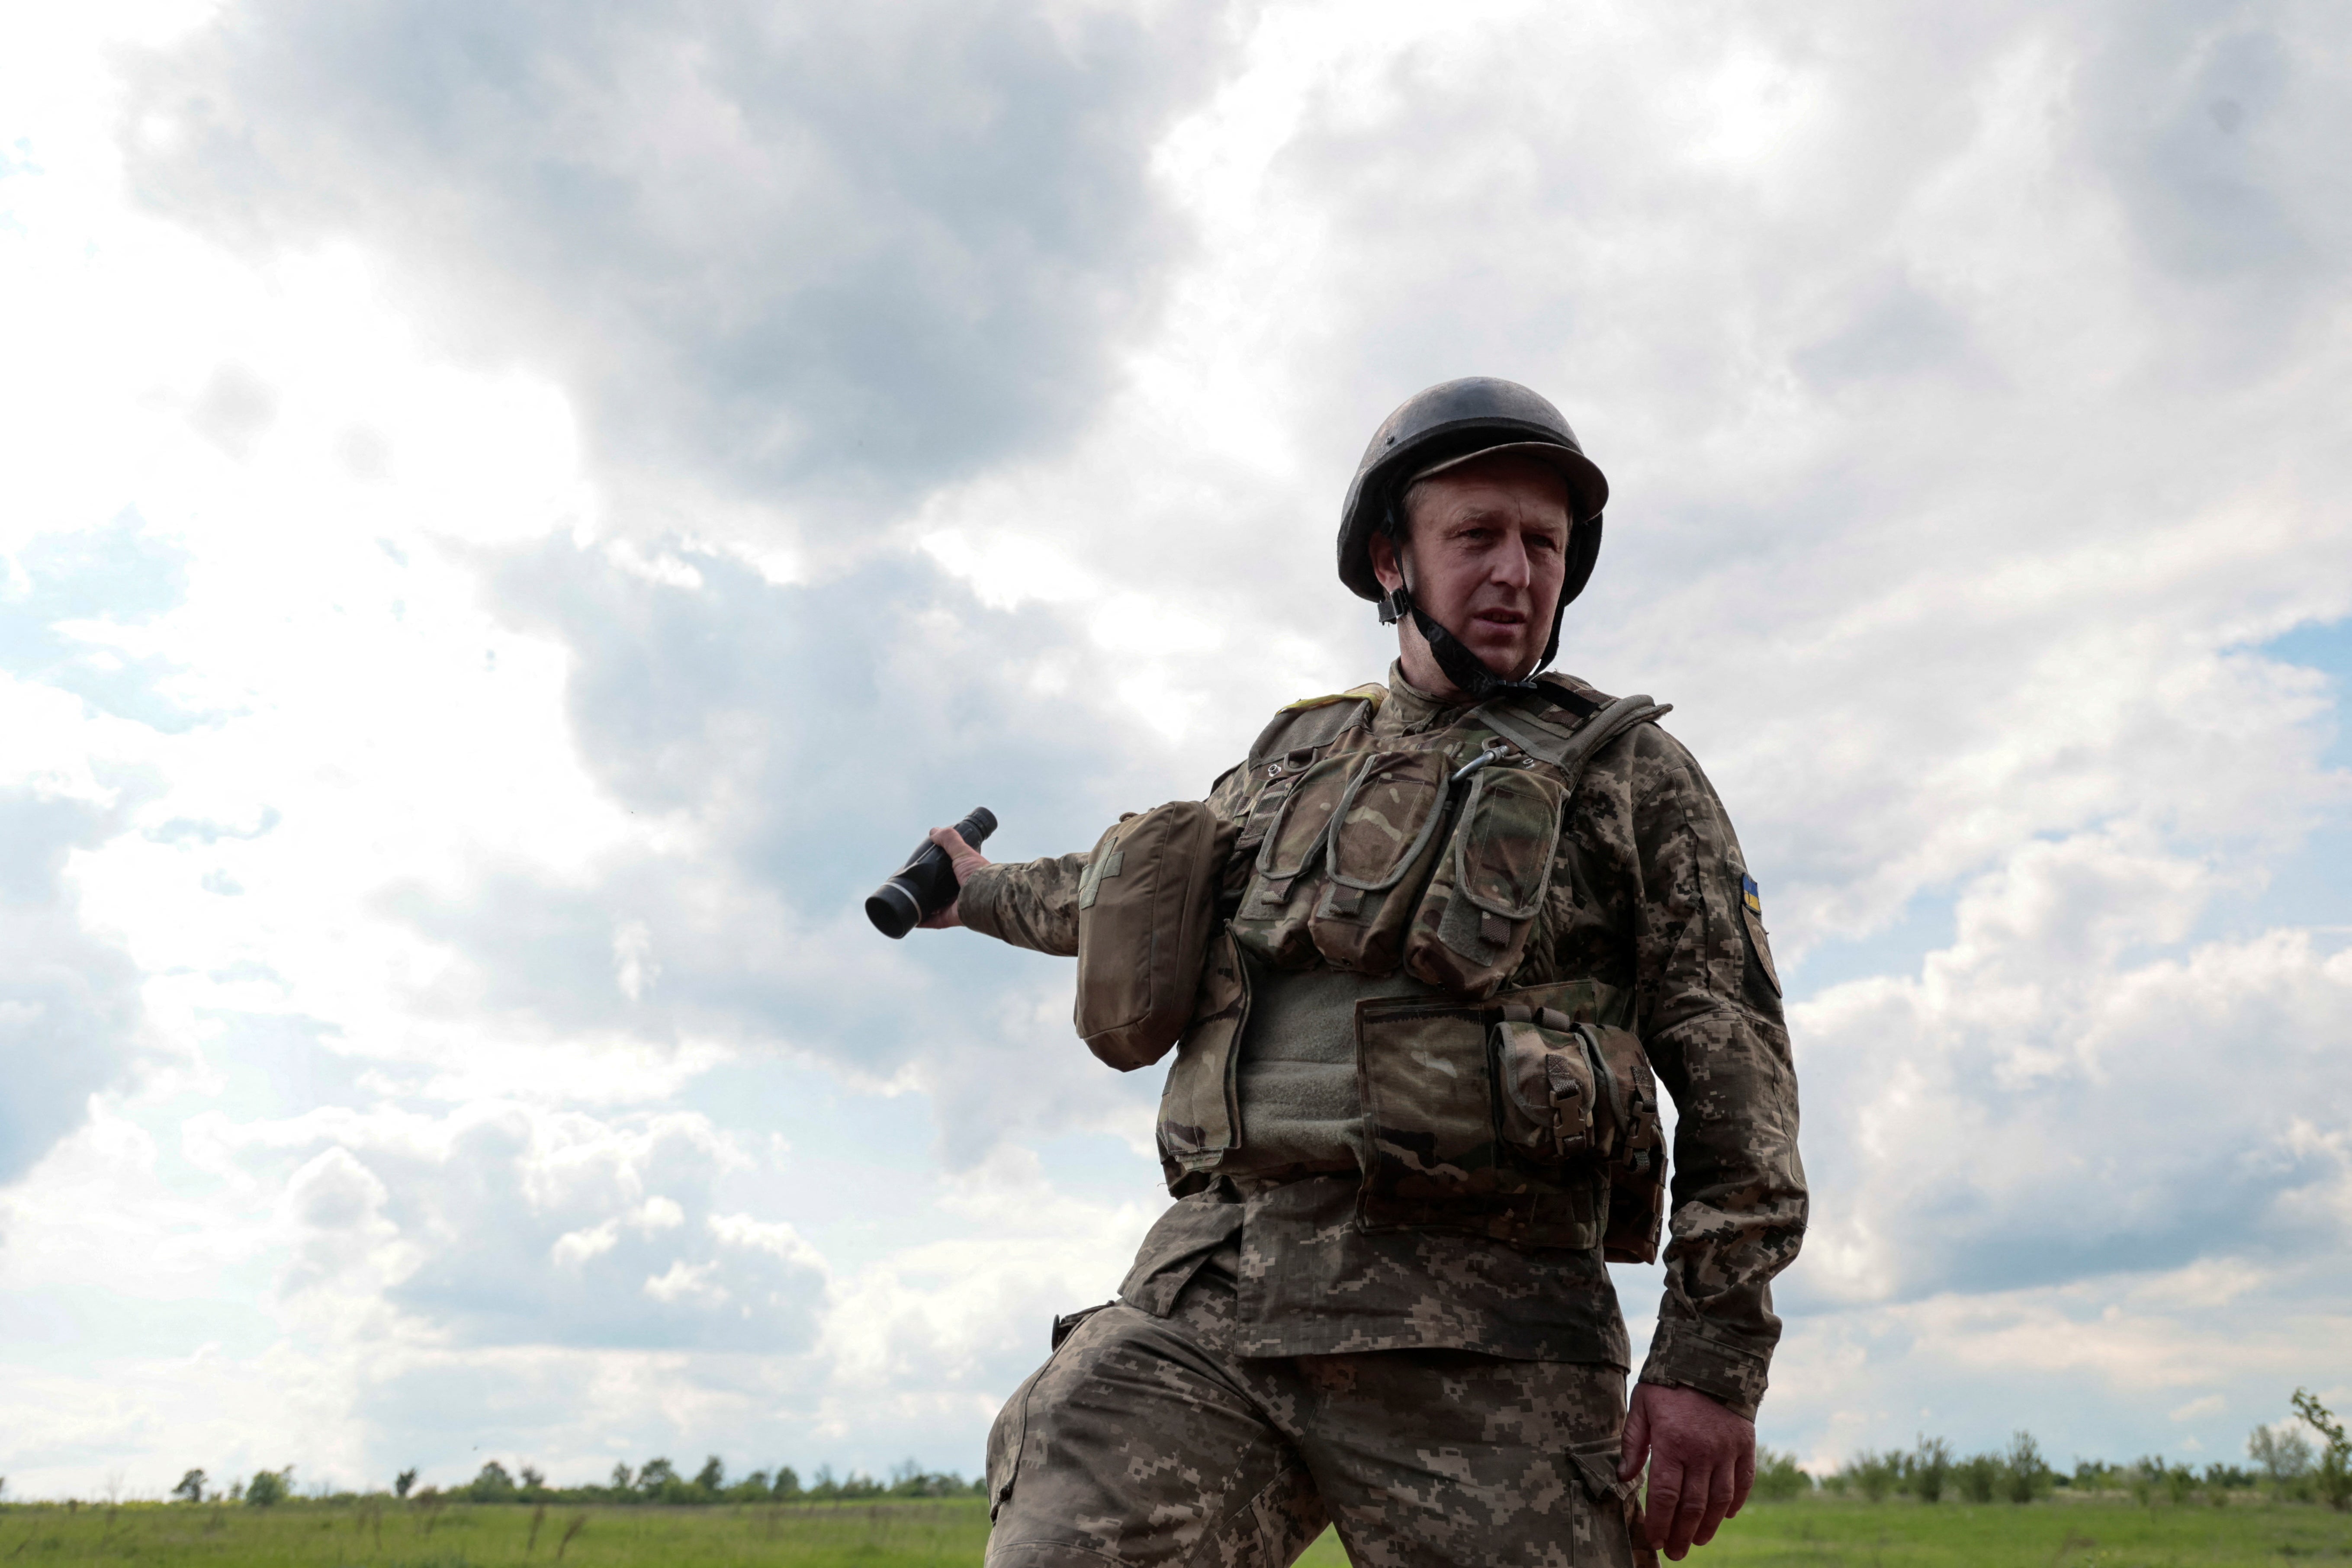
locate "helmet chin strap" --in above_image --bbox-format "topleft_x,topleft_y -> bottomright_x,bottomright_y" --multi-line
1376,524 -> 1571,704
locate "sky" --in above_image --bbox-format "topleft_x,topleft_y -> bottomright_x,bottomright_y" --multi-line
2,0 -> 2349,1501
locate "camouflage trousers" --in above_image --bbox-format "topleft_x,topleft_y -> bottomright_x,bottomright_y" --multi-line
983,1263 -> 1648,1568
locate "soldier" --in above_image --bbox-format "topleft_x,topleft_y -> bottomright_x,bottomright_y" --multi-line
922,378 -> 1806,1567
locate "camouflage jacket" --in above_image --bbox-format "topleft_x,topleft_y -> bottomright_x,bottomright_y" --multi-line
959,664 -> 1807,1418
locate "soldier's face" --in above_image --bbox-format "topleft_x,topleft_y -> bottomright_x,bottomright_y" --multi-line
1370,455 -> 1573,688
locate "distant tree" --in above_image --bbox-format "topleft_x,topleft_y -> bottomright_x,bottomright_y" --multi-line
466,1462 -> 517,1503
1912,1437 -> 1952,1504
173,1469 -> 208,1504
2004,1433 -> 2049,1504
2294,1389 -> 2352,1511
1841,1450 -> 1896,1502
771,1466 -> 801,1500
1752,1448 -> 1812,1502
609,1463 -> 634,1492
520,1466 -> 546,1493
2251,1423 -> 2316,1487
693,1456 -> 725,1495
395,1468 -> 418,1500
1956,1454 -> 1999,1504
245,1469 -> 290,1507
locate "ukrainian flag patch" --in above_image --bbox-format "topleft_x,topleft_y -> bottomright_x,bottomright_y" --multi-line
1742,874 -> 1762,915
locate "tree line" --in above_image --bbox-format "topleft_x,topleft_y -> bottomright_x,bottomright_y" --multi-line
1752,1388 -> 2350,1511
160,1455 -> 984,1509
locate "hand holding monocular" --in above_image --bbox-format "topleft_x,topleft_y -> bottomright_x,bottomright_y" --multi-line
865,807 -> 996,938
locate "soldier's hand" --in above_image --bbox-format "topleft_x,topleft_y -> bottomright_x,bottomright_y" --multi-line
916,826 -> 994,929
1619,1382 -> 1754,1561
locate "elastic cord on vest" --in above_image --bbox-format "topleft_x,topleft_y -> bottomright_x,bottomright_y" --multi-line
1375,496 -> 1573,702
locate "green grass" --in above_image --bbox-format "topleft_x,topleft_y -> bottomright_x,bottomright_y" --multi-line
3,1495 -> 2342,1565
1709,1494 -> 2352,1566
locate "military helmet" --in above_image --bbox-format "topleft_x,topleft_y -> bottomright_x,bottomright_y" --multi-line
1336,377 -> 1609,607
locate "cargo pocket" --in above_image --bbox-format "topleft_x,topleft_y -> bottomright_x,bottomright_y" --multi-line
985,1305 -> 1112,1525
1566,1438 -> 1654,1568
984,1361 -> 1045,1524
1403,764 -> 1564,999
1308,748 -> 1451,975
1230,751 -> 1356,970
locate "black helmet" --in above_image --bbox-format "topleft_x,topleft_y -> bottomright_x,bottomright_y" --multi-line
1336,378 -> 1609,696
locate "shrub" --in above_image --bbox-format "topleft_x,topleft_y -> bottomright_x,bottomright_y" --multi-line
1753,1447 -> 1812,1502
771,1466 -> 801,1500
2294,1389 -> 2352,1512
172,1469 -> 207,1504
2004,1432 -> 2050,1504
395,1468 -> 418,1500
1956,1455 -> 1999,1504
1841,1450 -> 1897,1502
465,1462 -> 517,1503
1912,1437 -> 1953,1504
244,1469 -> 290,1507
693,1457 -> 725,1496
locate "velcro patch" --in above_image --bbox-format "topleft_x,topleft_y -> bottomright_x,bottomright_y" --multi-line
1741,873 -> 1762,916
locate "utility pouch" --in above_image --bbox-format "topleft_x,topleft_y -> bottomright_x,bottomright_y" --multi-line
1492,1008 -> 1599,1163
1402,762 -> 1565,999
1354,990 -> 1598,1250
1585,1023 -> 1667,1264
1229,751 -> 1356,970
1073,802 -> 1238,1071
1156,926 -> 1252,1186
1306,748 -> 1452,974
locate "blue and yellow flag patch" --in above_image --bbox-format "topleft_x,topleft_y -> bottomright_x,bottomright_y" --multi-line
1741,874 -> 1763,916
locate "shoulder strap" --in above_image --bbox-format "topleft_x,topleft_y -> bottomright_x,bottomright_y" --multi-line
1246,685 -> 1382,769
1476,689 -> 1672,790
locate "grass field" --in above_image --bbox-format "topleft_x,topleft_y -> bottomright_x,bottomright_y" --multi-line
1,1495 -> 2342,1565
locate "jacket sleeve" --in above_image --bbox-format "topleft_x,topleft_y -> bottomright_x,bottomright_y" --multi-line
1625,726 -> 1808,1421
957,853 -> 1089,956
962,756 -> 1264,956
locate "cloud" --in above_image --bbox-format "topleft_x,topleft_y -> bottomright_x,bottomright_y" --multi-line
0,788 -> 149,1185
209,1100 -> 834,1351
122,0 -> 1236,522
1793,830 -> 2352,1308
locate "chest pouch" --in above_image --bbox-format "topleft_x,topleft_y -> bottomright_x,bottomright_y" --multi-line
1402,761 -> 1565,999
1229,750 -> 1357,970
1305,748 -> 1452,974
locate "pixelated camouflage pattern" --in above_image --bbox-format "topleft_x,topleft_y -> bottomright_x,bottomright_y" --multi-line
961,662 -> 1806,1418
986,1256 -> 1650,1568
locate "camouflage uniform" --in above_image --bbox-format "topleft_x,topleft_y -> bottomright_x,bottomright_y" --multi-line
961,664 -> 1806,1567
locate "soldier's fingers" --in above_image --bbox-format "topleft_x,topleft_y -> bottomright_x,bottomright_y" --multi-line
1661,1454 -> 1717,1560
1642,1457 -> 1684,1551
928,826 -> 993,877
916,898 -> 961,929
1727,1439 -> 1756,1519
1689,1454 -> 1737,1548
1619,1398 -> 1652,1483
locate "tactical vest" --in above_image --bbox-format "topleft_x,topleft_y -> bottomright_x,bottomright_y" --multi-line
1156,679 -> 1671,1259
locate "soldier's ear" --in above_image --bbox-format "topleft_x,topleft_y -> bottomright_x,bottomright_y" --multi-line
1367,530 -> 1405,592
